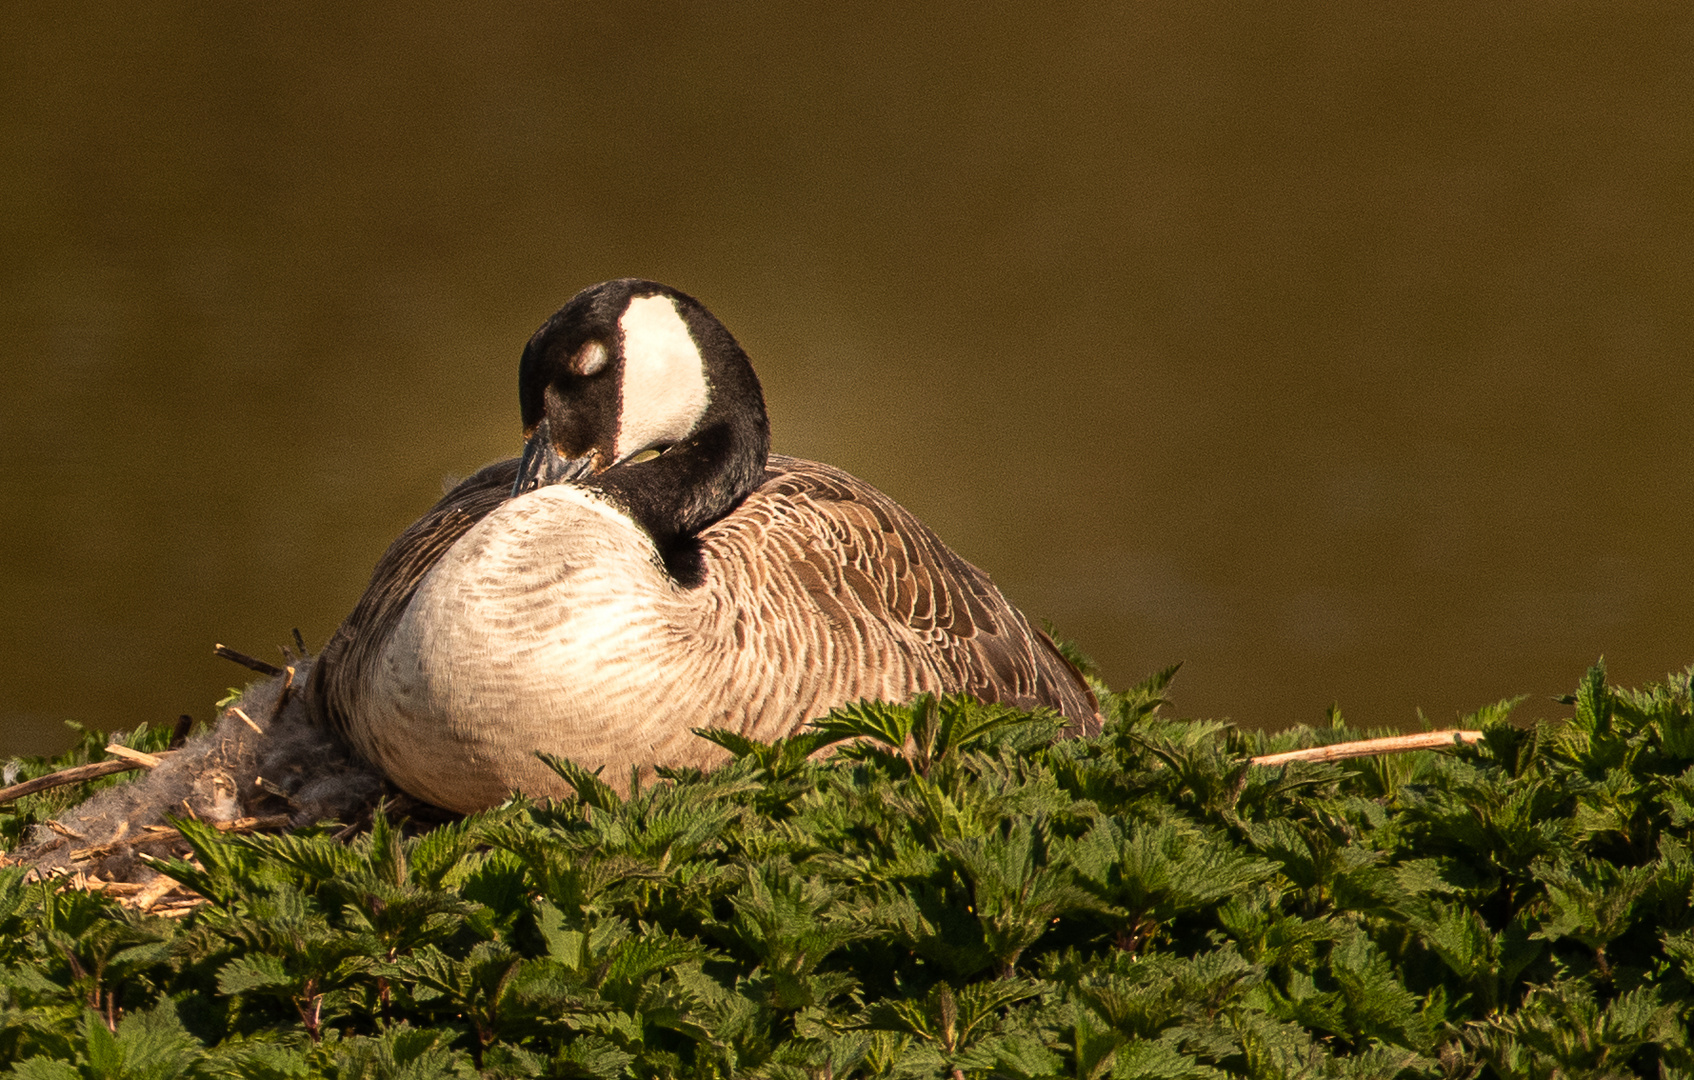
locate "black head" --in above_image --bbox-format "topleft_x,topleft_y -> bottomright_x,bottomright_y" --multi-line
514,279 -> 771,569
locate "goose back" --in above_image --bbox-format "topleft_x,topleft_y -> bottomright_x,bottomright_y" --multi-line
698,454 -> 1097,735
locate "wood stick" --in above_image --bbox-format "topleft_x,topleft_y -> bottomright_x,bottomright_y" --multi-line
46,820 -> 86,840
70,828 -> 193,860
73,814 -> 294,862
213,644 -> 285,677
103,744 -> 166,769
0,758 -> 154,805
230,707 -> 264,735
267,665 -> 297,725
128,875 -> 182,911
217,813 -> 292,833
148,814 -> 291,846
1249,729 -> 1483,767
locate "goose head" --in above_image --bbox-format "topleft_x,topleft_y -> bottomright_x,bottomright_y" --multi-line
513,279 -> 771,569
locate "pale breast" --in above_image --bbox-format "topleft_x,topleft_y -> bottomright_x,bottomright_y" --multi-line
353,484 -> 697,810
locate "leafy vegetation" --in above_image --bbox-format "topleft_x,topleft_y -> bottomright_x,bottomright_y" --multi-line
2,658 -> 1693,1078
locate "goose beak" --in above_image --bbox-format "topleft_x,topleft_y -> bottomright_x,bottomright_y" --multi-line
513,418 -> 596,497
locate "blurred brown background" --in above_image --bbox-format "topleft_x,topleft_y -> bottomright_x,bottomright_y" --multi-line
2,3 -> 1690,756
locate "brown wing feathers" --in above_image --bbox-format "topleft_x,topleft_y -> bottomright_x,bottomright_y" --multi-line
724,455 -> 1100,730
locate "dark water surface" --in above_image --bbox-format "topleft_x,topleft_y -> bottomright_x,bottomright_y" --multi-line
2,3 -> 1690,756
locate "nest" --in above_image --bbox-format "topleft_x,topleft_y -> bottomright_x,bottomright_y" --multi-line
0,647 -> 444,910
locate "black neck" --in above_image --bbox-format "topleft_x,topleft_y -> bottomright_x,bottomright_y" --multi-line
589,392 -> 770,581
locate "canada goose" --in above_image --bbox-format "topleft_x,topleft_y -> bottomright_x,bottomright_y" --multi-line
310,279 -> 1098,812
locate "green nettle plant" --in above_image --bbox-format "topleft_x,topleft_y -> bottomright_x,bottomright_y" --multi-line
1,658 -> 1692,1078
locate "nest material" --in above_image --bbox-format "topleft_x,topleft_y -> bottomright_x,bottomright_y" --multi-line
4,658 -> 393,892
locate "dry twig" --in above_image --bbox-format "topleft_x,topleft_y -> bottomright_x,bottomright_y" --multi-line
69,814 -> 291,863
0,751 -> 178,806
1249,729 -> 1483,767
103,744 -> 166,769
230,707 -> 265,735
267,665 -> 297,725
128,874 -> 183,911
213,644 -> 285,677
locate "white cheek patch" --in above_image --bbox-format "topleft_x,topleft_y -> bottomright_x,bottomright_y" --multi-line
616,294 -> 711,460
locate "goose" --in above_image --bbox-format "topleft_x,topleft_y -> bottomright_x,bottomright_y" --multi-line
310,279 -> 1098,812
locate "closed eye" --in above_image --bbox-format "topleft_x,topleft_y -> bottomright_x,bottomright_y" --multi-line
571,340 -> 610,377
